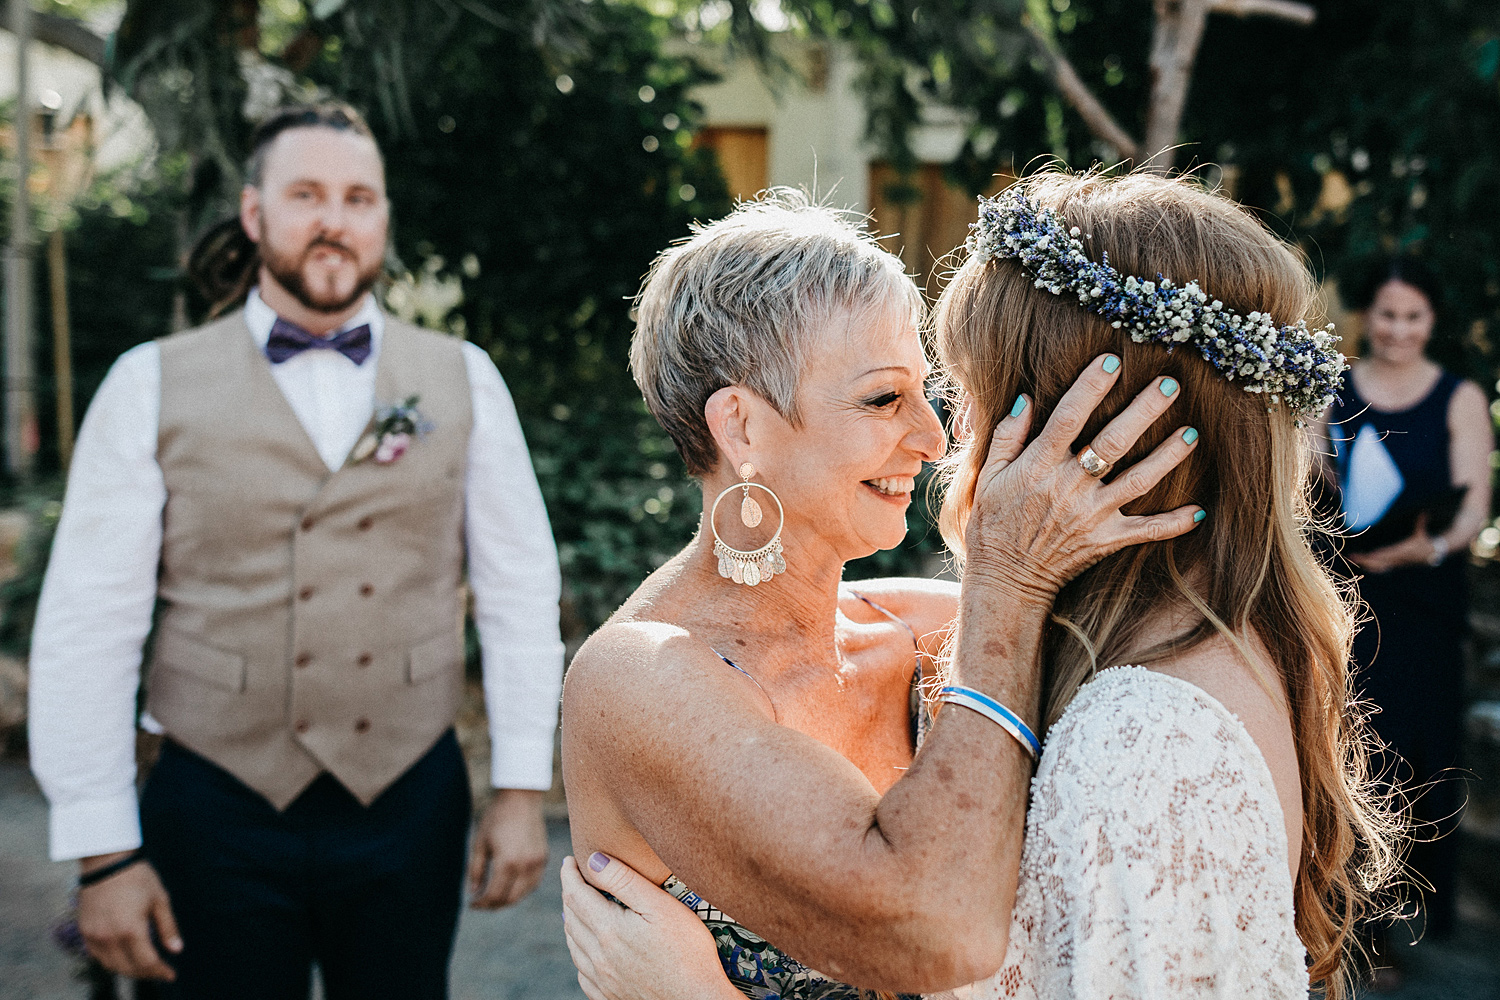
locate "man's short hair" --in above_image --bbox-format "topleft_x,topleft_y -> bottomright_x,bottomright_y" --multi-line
245,101 -> 378,187
630,188 -> 924,475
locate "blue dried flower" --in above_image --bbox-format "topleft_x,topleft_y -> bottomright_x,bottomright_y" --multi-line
964,188 -> 1348,417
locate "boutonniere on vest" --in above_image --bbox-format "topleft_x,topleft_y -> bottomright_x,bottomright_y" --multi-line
351,395 -> 434,465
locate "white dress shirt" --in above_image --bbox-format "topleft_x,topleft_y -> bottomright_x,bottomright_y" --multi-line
29,290 -> 565,861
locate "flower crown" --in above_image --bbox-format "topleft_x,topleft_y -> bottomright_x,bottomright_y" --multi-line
964,187 -> 1347,417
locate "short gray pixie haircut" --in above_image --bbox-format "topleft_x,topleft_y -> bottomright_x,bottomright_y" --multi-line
631,188 -> 923,475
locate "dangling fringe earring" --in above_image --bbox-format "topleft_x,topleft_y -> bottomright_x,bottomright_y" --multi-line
710,462 -> 786,586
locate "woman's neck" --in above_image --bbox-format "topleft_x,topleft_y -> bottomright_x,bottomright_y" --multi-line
679,526 -> 847,645
1359,354 -> 1435,381
1355,356 -> 1440,409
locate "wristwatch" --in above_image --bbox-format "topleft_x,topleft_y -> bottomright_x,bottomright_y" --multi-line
1428,536 -> 1450,566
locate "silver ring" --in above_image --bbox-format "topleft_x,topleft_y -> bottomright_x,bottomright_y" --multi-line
1077,447 -> 1112,479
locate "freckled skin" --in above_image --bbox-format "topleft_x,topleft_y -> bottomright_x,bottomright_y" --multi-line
558,305 -> 1202,991
560,308 -> 1034,991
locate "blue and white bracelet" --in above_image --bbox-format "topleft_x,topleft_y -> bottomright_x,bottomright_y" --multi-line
937,686 -> 1041,761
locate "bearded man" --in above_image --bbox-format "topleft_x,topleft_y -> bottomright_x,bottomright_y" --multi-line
27,103 -> 565,999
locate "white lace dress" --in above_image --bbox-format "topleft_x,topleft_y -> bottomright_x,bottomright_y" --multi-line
961,666 -> 1308,1000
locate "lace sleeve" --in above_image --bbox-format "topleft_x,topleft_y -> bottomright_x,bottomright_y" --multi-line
969,668 -> 1307,1000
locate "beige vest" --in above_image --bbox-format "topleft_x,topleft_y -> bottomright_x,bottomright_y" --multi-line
146,312 -> 473,809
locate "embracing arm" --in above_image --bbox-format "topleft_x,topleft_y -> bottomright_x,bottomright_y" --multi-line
564,359 -> 1203,993
843,576 -> 960,658
567,590 -> 1046,989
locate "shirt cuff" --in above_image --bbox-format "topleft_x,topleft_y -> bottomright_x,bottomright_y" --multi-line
48,789 -> 142,862
488,732 -> 557,791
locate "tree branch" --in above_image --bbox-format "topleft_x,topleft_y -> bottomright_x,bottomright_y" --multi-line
1023,19 -> 1140,162
1143,0 -> 1213,172
1208,0 -> 1317,25
2,0 -> 107,66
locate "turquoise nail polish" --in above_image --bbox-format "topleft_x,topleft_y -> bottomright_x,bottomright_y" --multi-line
1101,355 -> 1120,374
1009,395 -> 1028,418
1193,509 -> 1207,523
1182,427 -> 1198,445
1160,378 -> 1179,397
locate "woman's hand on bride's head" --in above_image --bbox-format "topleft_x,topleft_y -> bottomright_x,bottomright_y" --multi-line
965,354 -> 1204,602
561,854 -> 740,1000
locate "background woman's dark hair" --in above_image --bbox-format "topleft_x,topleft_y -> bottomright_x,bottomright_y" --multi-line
1341,254 -> 1443,314
187,101 -> 379,319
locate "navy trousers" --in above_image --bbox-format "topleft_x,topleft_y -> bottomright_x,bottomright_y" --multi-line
139,731 -> 471,1000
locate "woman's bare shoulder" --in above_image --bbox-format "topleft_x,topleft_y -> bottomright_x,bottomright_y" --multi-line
1146,628 -> 1302,871
1449,378 -> 1491,424
567,619 -> 707,696
1149,627 -> 1277,699
563,616 -> 778,734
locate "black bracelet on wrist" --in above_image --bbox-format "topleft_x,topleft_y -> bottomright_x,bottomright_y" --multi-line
77,849 -> 146,889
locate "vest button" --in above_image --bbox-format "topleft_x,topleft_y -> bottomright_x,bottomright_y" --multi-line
298,586 -> 314,601
359,583 -> 374,597
354,718 -> 371,734
294,720 -> 310,734
357,653 -> 372,667
300,515 -> 315,532
294,652 -> 312,667
357,516 -> 374,531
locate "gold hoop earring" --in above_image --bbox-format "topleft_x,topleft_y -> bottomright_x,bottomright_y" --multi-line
710,462 -> 786,587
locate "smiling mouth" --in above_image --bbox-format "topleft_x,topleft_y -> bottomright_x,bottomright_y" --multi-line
864,476 -> 916,498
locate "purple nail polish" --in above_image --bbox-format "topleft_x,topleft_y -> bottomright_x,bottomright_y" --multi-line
588,852 -> 610,872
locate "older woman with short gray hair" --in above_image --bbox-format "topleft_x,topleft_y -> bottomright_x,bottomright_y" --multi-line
560,188 -> 1197,999
631,192 -> 924,476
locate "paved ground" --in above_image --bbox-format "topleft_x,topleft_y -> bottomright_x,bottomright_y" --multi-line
0,759 -> 583,1000
3,757 -> 1497,999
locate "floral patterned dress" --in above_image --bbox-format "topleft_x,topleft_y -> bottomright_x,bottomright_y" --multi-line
660,592 -> 932,1000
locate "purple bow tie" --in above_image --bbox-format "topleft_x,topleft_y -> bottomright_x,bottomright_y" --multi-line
265,318 -> 373,366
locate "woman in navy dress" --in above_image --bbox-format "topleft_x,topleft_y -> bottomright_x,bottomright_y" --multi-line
1323,258 -> 1492,962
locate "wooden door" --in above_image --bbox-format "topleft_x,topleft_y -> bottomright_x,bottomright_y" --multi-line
696,127 -> 770,203
868,164 -> 1010,296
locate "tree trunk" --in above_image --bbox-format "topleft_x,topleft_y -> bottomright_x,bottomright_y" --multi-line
1143,0 -> 1213,172
47,229 -> 74,469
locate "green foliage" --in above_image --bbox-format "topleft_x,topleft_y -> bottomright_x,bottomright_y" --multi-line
1187,1 -> 1500,378
67,0 -> 1500,635
109,0 -> 734,630
36,0 -> 121,18
27,174 -> 188,473
707,1 -> 1500,378
300,0 -> 732,625
0,487 -> 63,657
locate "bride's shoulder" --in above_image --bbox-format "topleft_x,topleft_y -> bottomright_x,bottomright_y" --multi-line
1038,636 -> 1297,855
1041,663 -> 1271,791
1032,667 -> 1287,869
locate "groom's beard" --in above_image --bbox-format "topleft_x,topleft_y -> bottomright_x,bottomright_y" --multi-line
260,231 -> 383,315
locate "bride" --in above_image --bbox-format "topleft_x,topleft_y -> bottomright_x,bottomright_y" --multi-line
562,172 -> 1398,999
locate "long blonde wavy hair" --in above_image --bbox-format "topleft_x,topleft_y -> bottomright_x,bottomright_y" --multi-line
935,171 -> 1401,997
